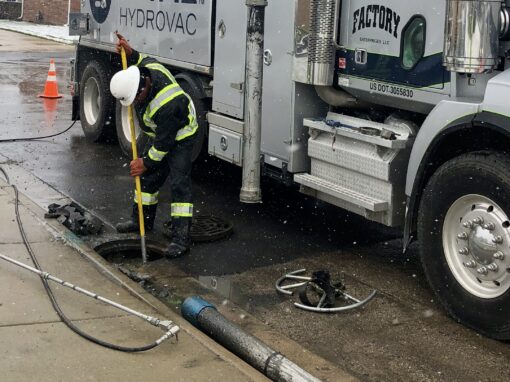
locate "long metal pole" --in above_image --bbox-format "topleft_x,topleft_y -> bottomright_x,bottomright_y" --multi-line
240,0 -> 267,204
120,47 -> 148,264
0,252 -> 179,338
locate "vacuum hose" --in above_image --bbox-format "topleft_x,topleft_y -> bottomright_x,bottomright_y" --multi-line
182,296 -> 322,382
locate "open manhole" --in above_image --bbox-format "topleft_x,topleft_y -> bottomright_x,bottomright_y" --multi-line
191,215 -> 233,243
95,239 -> 167,262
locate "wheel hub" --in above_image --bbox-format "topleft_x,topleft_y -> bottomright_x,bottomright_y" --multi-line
443,194 -> 510,299
468,225 -> 498,265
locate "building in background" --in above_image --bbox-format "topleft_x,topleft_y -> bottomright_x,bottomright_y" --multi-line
0,0 -> 80,25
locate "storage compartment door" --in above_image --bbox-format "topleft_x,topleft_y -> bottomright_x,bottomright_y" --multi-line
261,0 -> 294,163
212,1 -> 247,119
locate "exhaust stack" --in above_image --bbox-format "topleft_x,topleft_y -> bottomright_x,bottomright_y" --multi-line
307,0 -> 338,85
294,0 -> 339,86
443,0 -> 503,74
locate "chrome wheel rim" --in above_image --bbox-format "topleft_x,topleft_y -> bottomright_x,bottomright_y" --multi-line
443,194 -> 510,299
120,105 -> 141,144
83,77 -> 100,125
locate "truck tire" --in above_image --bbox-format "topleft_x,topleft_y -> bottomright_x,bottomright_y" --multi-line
178,80 -> 207,162
115,101 -> 150,158
80,60 -> 116,142
418,151 -> 510,339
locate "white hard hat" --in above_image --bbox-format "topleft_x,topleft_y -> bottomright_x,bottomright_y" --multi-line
110,66 -> 140,106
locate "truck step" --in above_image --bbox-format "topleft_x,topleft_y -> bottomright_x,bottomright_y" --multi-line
294,174 -> 389,212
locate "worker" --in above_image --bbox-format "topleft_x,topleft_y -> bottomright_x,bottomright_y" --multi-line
109,33 -> 198,258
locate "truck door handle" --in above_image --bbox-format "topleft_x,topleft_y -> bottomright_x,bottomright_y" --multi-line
218,20 -> 226,38
264,49 -> 273,66
354,48 -> 368,65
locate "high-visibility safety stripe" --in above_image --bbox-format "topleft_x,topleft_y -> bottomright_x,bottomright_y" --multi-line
139,61 -> 199,142
145,63 -> 177,83
143,114 -> 157,129
134,190 -> 159,206
143,131 -> 156,138
171,203 -> 193,217
176,95 -> 199,141
142,83 -> 185,129
147,84 -> 185,118
46,75 -> 57,82
136,53 -> 148,66
148,146 -> 168,162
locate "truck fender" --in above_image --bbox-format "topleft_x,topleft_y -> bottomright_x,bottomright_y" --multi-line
403,100 -> 480,249
404,69 -> 510,249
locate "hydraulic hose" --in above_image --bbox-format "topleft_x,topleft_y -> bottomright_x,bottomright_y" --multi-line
0,120 -> 77,143
0,167 -> 178,352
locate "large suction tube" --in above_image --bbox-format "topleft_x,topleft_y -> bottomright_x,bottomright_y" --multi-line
181,297 -> 322,382
314,85 -> 371,109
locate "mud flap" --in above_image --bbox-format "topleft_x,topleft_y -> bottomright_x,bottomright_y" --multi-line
72,95 -> 80,121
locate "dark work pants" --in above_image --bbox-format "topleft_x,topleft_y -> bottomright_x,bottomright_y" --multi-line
136,135 -> 195,222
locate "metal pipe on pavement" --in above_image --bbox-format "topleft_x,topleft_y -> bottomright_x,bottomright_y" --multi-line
0,252 -> 180,340
240,0 -> 267,204
181,296 -> 322,382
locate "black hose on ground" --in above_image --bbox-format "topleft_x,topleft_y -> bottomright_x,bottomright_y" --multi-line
0,120 -> 77,143
0,167 -> 161,352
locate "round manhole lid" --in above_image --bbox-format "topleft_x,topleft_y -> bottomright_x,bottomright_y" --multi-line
191,215 -> 233,243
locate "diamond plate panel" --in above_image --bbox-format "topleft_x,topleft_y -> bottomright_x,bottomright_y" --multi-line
308,133 -> 396,181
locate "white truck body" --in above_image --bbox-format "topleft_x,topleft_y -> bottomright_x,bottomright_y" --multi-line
71,0 -> 510,339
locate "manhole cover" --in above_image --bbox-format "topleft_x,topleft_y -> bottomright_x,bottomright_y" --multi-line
190,215 -> 233,243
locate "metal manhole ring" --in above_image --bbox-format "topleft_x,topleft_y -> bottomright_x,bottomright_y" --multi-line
190,215 -> 233,243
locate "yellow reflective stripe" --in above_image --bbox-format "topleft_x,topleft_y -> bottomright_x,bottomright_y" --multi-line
171,203 -> 193,217
136,53 -> 147,66
176,96 -> 199,141
148,146 -> 168,162
134,190 -> 159,206
148,84 -> 185,118
176,124 -> 198,141
143,114 -> 157,129
143,130 -> 156,138
145,63 -> 177,83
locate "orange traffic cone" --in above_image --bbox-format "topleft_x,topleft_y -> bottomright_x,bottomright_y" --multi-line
39,59 -> 62,99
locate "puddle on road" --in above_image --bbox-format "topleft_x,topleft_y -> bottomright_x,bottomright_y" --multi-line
196,275 -> 278,312
198,275 -> 245,305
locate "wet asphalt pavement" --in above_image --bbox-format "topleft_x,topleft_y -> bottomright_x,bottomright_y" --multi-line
1,31 -> 510,382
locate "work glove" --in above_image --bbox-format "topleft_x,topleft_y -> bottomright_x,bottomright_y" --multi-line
115,32 -> 133,57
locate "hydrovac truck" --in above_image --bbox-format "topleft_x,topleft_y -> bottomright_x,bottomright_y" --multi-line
69,0 -> 510,339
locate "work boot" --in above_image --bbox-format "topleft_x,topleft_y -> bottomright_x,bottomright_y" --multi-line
162,219 -> 176,240
164,218 -> 191,258
116,204 -> 157,233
